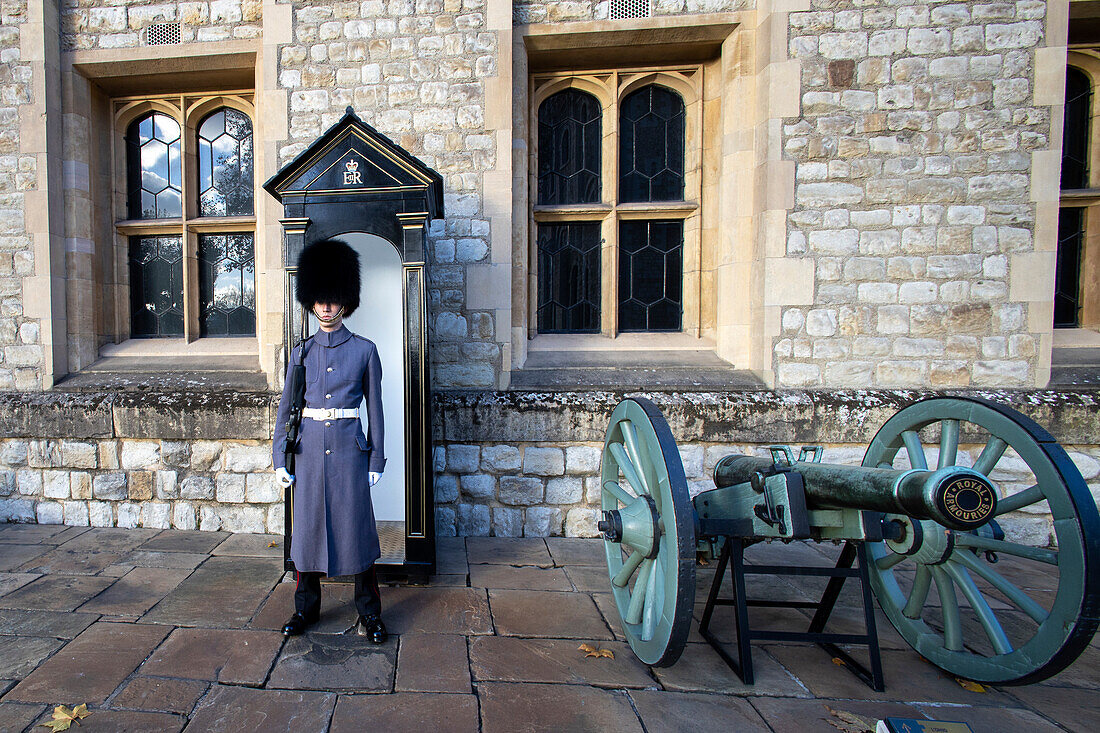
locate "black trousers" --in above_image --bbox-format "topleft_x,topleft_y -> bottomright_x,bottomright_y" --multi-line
294,566 -> 382,619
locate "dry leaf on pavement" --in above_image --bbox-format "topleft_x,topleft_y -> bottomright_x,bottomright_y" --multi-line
577,643 -> 614,659
38,703 -> 90,731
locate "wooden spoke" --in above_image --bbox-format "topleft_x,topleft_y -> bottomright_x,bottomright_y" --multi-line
641,553 -> 661,641
612,550 -> 644,588
953,534 -> 1058,566
937,419 -> 959,469
995,484 -> 1044,516
944,561 -> 1013,655
625,558 -> 654,625
932,566 -> 964,651
603,480 -> 635,507
902,430 -> 928,470
876,551 -> 907,571
973,436 -> 1008,476
619,421 -> 653,497
903,564 -> 933,619
609,442 -> 650,498
952,549 -> 1049,624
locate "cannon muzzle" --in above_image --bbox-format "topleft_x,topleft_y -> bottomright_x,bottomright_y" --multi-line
714,455 -> 997,532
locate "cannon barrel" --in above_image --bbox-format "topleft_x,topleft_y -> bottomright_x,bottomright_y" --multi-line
714,454 -> 998,531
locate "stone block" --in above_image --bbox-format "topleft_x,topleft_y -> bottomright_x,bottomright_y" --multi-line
190,442 -> 222,471
61,441 -> 97,469
446,444 -> 480,473
172,502 -> 197,531
0,496 -> 35,522
155,470 -> 178,499
202,505 -> 266,533
499,477 -> 543,505
216,473 -> 246,503
492,507 -> 523,537
565,508 -> 599,538
564,445 -> 601,475
62,500 -> 89,526
42,470 -> 70,499
456,503 -> 490,535
141,502 -> 172,529
481,445 -> 520,472
459,474 -> 493,500
435,506 -> 457,537
92,472 -> 127,500
35,501 -> 63,524
677,444 -> 704,478
28,440 -> 61,468
98,442 -> 120,469
522,447 -> 564,476
523,507 -> 563,537
117,503 -> 140,529
129,471 -> 154,501
246,473 -> 280,503
545,477 -> 583,504
1,440 -> 28,466
435,474 -> 459,503
120,441 -> 161,470
88,501 -> 113,527
180,476 -> 215,500
16,469 -> 43,496
223,443 -> 271,473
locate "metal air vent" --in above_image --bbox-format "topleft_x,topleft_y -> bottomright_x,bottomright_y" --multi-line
147,22 -> 182,46
611,0 -> 652,20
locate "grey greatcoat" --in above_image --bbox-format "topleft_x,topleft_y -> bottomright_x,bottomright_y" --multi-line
273,324 -> 386,577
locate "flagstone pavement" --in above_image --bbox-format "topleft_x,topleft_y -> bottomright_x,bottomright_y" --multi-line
0,524 -> 1096,732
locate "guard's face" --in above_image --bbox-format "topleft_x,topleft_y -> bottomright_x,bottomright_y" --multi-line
313,301 -> 345,329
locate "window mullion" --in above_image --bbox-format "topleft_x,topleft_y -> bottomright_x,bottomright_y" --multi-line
180,99 -> 199,342
606,74 -> 620,338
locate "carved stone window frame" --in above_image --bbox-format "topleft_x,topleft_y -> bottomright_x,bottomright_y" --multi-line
529,66 -> 705,339
1060,52 -> 1100,330
112,91 -> 257,343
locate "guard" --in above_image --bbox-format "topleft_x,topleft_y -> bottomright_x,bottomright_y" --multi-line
272,238 -> 388,643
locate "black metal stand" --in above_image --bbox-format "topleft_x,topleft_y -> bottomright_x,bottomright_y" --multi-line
698,538 -> 885,691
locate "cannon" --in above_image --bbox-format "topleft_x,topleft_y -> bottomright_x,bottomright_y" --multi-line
596,396 -> 1100,689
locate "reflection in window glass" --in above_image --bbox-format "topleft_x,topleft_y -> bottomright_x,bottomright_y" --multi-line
198,108 -> 255,217
537,223 -> 601,333
1055,208 -> 1084,328
126,113 -> 182,219
129,236 -> 184,336
618,220 -> 683,332
537,89 -> 601,205
1062,67 -> 1091,191
198,233 -> 256,336
619,85 -> 685,203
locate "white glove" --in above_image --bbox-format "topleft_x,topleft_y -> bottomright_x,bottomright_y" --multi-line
275,467 -> 295,488
369,471 -> 382,487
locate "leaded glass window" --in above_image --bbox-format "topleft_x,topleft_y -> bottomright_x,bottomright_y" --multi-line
618,220 -> 683,331
619,85 -> 685,203
198,108 -> 254,217
129,236 -> 184,336
538,89 -> 601,205
199,233 -> 256,336
126,113 -> 182,219
1062,68 -> 1091,191
537,223 -> 601,333
1055,208 -> 1084,328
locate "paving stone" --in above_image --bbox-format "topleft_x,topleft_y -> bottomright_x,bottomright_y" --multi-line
5,622 -> 170,704
652,643 -> 811,697
56,528 -> 157,554
29,708 -> 185,732
564,565 -> 611,592
1036,643 -> 1100,688
38,527 -> 92,545
77,568 -> 192,617
764,644 -> 1013,703
746,697 -> 922,731
469,564 -> 571,591
0,703 -> 46,733
0,575 -> 115,611
210,534 -> 282,557
250,581 -> 359,634
435,538 -> 468,575
184,685 -> 336,732
140,628 -> 284,685
111,677 -> 208,715
428,574 -> 468,587
470,636 -> 653,688
0,525 -> 71,543
912,703 -> 1064,732
381,587 -> 492,635
0,635 -> 65,678
330,692 -> 478,732
0,608 -> 99,638
115,550 -> 207,570
395,634 -> 470,693
546,537 -> 605,567
0,573 -> 38,599
592,592 -> 626,641
479,682 -> 643,733
142,556 -> 280,627
1004,684 -> 1100,732
629,690 -> 771,732
16,547 -> 126,576
489,590 -> 612,640
139,529 -> 228,554
0,545 -> 50,572
267,632 -> 395,692
0,680 -> 11,696
466,537 -> 552,566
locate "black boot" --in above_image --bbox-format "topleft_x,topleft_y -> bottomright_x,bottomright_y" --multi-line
356,614 -> 387,644
282,611 -> 317,637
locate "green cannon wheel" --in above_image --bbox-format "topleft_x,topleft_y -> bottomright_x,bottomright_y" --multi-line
598,397 -> 696,667
863,397 -> 1100,685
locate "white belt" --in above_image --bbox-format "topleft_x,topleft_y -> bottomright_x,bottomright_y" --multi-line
303,407 -> 360,420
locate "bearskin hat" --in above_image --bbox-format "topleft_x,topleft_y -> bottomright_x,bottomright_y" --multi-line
296,239 -> 361,316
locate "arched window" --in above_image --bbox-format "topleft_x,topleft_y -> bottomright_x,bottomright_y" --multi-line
537,89 -> 601,205
1062,67 -> 1091,191
198,108 -> 255,217
619,85 -> 685,203
199,233 -> 256,336
126,112 -> 182,219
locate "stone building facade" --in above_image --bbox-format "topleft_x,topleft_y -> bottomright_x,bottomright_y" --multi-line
0,1 -> 1098,541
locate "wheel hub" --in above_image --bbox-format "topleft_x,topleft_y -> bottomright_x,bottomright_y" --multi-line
600,495 -> 661,558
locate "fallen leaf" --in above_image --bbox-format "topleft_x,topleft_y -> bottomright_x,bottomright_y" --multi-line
824,705 -> 876,733
577,643 -> 614,659
39,703 -> 90,731
267,541 -> 279,547
955,677 -> 986,693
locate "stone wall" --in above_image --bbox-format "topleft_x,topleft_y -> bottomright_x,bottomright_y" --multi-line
2,388 -> 1097,544
779,0 -> 1058,388
60,0 -> 263,49
0,1 -> 42,393
512,0 -> 749,25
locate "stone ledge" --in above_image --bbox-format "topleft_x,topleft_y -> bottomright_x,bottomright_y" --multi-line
0,389 -> 1097,446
